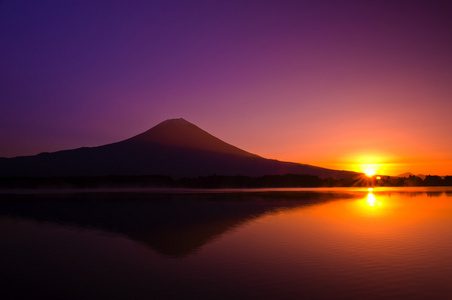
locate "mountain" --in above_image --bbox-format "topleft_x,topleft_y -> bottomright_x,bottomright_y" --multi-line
397,172 -> 426,180
0,118 -> 357,179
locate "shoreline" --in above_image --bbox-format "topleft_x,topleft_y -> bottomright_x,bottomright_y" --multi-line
1,186 -> 452,195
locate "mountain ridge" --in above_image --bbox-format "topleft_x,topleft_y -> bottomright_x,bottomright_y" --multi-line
0,118 -> 358,179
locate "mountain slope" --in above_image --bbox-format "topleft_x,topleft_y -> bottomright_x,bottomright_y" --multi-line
0,118 -> 357,179
124,118 -> 258,157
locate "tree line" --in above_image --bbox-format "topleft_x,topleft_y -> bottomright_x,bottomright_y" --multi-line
1,174 -> 451,189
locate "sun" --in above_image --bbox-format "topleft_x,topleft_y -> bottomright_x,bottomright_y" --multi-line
351,156 -> 386,178
364,168 -> 376,177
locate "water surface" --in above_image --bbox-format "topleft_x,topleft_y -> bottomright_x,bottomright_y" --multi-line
1,187 -> 452,299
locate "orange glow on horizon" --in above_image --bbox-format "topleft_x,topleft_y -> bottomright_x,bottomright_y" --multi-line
341,155 -> 389,175
264,147 -> 452,176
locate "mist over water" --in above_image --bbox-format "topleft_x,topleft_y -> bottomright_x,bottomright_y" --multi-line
1,188 -> 452,299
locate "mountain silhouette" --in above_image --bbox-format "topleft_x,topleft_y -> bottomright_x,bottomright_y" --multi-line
0,118 -> 356,178
398,172 -> 426,180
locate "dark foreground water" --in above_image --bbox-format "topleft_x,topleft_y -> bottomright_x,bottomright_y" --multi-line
1,187 -> 452,299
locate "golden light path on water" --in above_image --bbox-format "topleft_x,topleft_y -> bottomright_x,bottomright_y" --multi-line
365,191 -> 381,207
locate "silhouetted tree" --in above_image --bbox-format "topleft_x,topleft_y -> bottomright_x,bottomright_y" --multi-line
404,175 -> 424,187
444,176 -> 452,186
423,175 -> 444,186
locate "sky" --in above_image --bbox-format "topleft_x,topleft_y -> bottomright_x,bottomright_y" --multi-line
1,0 -> 452,176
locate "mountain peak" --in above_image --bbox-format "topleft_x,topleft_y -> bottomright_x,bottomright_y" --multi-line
164,117 -> 189,122
158,118 -> 190,126
149,118 -> 199,134
127,118 -> 257,157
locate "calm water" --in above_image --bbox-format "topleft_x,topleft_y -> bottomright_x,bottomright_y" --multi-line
1,187 -> 452,299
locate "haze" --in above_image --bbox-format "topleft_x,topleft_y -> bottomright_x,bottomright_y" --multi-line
1,0 -> 451,176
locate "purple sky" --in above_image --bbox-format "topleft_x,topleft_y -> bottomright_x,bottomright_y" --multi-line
1,0 -> 452,175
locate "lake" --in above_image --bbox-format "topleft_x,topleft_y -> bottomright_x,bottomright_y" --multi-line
1,187 -> 452,299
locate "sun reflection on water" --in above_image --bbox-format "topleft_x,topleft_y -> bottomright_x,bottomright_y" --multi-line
366,192 -> 381,207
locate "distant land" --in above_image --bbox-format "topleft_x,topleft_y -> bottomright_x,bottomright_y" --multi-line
398,173 -> 426,180
0,118 -> 357,179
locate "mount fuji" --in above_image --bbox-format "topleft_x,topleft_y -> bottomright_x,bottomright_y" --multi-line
0,118 -> 357,179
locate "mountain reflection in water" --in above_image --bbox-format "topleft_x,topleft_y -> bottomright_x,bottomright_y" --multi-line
0,190 -> 359,257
